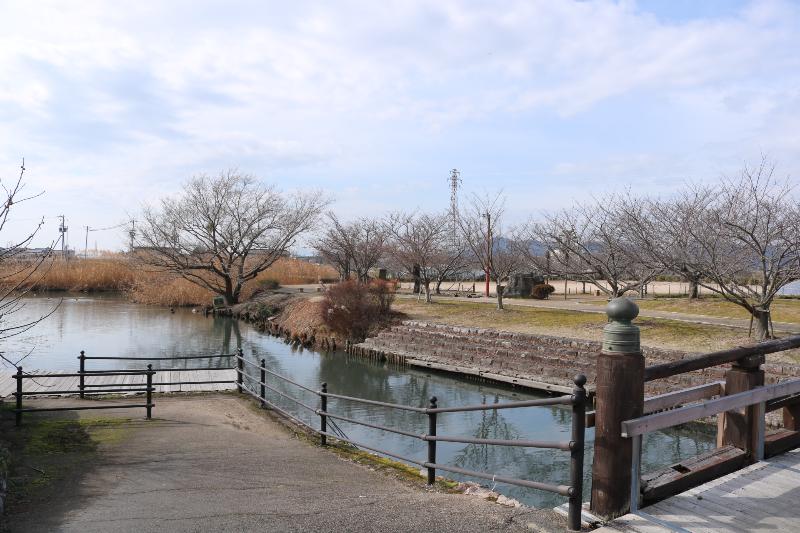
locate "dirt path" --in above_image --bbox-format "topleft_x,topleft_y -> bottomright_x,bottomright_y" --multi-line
6,395 -> 570,533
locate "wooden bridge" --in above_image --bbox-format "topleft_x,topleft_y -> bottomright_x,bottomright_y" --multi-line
596,448 -> 800,532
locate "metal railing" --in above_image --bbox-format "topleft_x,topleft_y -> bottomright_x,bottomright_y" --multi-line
12,365 -> 155,426
78,349 -> 237,397
234,353 -> 588,531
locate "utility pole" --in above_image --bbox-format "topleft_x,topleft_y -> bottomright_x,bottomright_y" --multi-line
128,219 -> 136,253
58,215 -> 68,261
482,212 -> 491,297
84,226 -> 89,259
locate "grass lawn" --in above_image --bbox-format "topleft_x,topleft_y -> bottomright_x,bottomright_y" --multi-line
392,299 -> 800,363
582,297 -> 800,324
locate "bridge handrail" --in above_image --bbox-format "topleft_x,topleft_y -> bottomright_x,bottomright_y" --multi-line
644,335 -> 800,381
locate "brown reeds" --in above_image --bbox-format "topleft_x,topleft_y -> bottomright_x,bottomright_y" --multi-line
0,256 -> 338,307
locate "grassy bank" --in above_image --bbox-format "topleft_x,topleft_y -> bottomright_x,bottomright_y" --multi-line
392,299 -> 800,362
0,256 -> 337,307
583,297 -> 800,324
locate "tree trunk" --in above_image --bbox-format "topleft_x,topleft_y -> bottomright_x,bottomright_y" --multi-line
753,308 -> 772,340
496,285 -> 504,310
224,277 -> 235,305
424,282 -> 432,303
413,264 -> 421,294
435,279 -> 443,295
688,278 -> 699,300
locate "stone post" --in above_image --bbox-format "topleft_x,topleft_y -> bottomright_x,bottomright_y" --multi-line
590,298 -> 644,519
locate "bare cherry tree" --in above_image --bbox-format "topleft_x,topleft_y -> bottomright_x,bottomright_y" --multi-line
384,211 -> 452,303
622,187 -> 714,300
312,214 -> 352,280
679,158 -> 800,339
490,235 -> 526,309
0,160 -> 59,366
312,214 -> 388,282
137,170 -> 328,305
532,195 -> 659,298
459,193 -> 500,299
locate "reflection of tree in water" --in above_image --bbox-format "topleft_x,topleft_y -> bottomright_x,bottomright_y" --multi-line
452,394 -> 528,472
130,315 -> 242,371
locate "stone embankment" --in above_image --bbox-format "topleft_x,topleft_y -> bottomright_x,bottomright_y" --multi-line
354,320 -> 800,396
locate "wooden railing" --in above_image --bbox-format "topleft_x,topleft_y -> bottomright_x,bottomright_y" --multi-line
623,377 -> 800,520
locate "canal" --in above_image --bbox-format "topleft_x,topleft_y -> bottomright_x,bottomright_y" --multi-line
6,293 -> 715,509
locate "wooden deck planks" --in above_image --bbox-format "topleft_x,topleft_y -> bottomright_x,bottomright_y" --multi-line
596,447 -> 800,532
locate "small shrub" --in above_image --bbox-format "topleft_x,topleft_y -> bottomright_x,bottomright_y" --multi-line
320,280 -> 395,341
531,283 -> 555,300
368,279 -> 396,314
259,278 -> 280,290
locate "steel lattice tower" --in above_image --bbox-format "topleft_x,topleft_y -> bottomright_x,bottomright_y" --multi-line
449,168 -> 461,242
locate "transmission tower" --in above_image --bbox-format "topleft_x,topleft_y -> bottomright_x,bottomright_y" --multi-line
448,169 -> 461,242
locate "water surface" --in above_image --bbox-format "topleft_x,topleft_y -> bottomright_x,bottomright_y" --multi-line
6,293 -> 715,508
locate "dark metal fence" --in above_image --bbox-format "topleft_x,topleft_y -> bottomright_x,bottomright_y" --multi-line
12,365 -> 155,426
77,349 -> 237,397
234,353 -> 588,531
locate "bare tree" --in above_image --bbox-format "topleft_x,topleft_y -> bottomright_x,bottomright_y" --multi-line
384,211 -> 452,303
432,240 -> 470,295
312,214 -> 353,280
678,159 -> 800,339
0,160 -> 59,367
137,170 -> 328,305
459,193 -> 501,299
489,235 -> 526,309
532,195 -> 659,298
622,187 -> 714,300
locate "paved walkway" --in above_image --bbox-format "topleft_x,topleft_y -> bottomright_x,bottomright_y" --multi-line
396,294 -> 800,335
596,448 -> 800,532
6,395 -> 567,532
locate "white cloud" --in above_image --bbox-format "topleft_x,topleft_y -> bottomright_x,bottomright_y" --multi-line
0,0 -> 798,249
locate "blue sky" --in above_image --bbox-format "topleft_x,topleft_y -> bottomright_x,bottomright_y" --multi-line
1,0 -> 798,251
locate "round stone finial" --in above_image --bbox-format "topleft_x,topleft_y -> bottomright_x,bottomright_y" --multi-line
573,374 -> 587,388
606,297 -> 639,322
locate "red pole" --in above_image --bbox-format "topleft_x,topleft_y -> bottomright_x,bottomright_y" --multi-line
484,212 -> 491,297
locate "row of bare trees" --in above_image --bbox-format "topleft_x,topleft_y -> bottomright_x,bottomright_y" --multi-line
311,158 -> 800,340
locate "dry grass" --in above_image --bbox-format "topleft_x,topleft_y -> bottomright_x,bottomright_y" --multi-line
0,256 -> 338,307
256,258 -> 338,286
0,258 -> 135,292
583,297 -> 800,324
392,298 -> 800,360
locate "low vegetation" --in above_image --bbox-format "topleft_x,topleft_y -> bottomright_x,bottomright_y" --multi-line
583,296 -> 800,325
392,298 -> 800,362
321,280 -> 397,341
0,256 -> 337,307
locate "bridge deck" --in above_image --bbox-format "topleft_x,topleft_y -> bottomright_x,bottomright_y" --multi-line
597,448 -> 800,532
0,369 -> 237,398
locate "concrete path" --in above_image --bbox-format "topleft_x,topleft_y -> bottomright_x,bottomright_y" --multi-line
396,294 -> 800,335
7,395 -> 568,533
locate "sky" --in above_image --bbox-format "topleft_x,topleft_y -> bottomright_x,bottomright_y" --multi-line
1,0 -> 799,251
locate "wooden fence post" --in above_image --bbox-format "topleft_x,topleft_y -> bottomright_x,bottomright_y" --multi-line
718,354 -> 765,460
590,298 -> 644,520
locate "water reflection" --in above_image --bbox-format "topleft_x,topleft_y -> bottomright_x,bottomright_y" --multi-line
11,293 -> 716,508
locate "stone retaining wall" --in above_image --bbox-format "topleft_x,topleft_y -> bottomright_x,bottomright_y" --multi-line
356,320 -> 800,396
